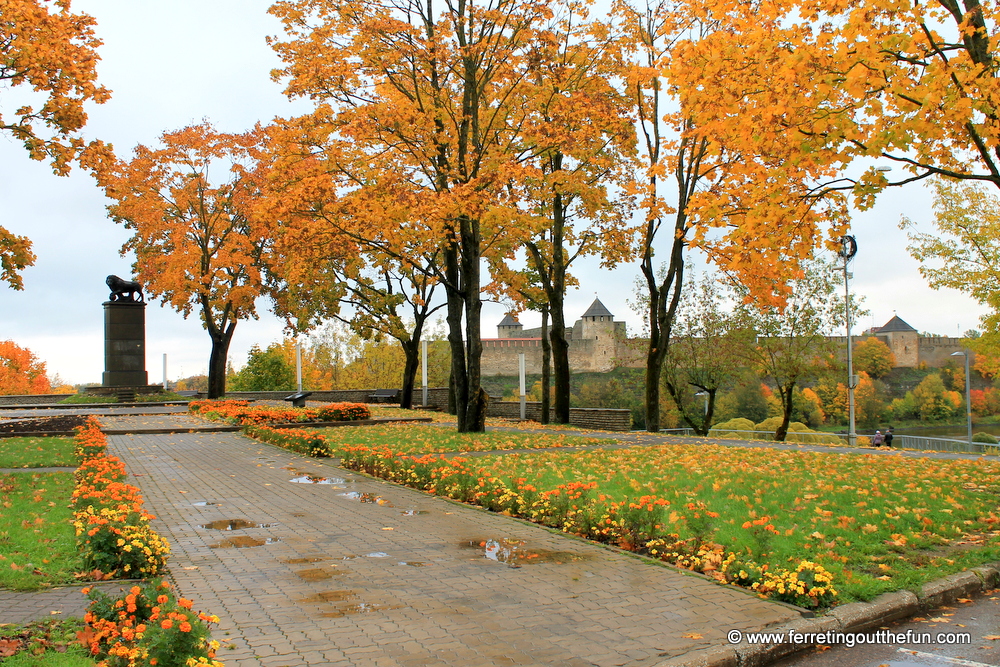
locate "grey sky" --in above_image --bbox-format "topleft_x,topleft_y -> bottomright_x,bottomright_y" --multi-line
0,1 -> 984,385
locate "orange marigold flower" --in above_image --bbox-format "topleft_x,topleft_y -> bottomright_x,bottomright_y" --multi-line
179,622 -> 192,632
160,619 -> 173,629
157,595 -> 168,604
178,597 -> 193,609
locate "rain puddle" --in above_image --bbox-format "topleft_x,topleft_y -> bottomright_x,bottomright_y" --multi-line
400,510 -> 429,516
339,492 -> 393,506
200,519 -> 273,530
303,590 -> 356,603
296,568 -> 342,581
397,561 -> 428,567
281,556 -> 328,564
192,501 -> 220,507
210,536 -> 280,549
365,552 -> 390,558
290,475 -> 344,485
320,603 -> 401,618
460,538 -> 590,566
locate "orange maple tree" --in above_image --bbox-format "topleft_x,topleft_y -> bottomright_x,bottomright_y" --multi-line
87,123 -> 272,399
268,0 -> 563,431
487,6 -> 636,424
1,0 -> 110,289
612,0 -> 850,431
0,340 -> 51,395
669,0 -> 1000,200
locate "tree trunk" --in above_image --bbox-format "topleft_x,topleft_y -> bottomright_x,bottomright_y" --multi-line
549,301 -> 570,423
540,308 -> 551,424
775,384 -> 794,442
207,324 -> 236,399
399,339 -> 420,409
459,214 -> 486,432
444,243 -> 468,425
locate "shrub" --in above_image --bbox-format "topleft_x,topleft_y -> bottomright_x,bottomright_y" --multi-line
72,418 -> 170,579
972,432 -> 999,444
83,580 -> 222,667
243,424 -> 332,457
709,417 -> 756,437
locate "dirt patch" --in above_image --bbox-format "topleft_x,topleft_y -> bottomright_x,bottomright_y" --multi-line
0,415 -> 89,434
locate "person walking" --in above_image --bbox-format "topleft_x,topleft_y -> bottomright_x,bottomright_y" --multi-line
884,427 -> 894,448
872,430 -> 884,447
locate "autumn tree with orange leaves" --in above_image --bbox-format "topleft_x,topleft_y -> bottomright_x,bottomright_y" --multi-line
88,124 -> 272,399
0,340 -> 51,395
269,0 -> 571,432
0,0 -> 110,289
613,0 -> 850,432
488,3 -> 636,424
670,0 -> 1000,203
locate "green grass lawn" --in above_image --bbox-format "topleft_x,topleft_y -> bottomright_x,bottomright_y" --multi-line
468,444 -> 1000,601
321,419 -> 1000,604
0,438 -> 77,468
0,619 -> 95,666
310,422 -> 615,454
0,472 -> 83,591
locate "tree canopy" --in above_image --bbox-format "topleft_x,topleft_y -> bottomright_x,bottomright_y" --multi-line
0,0 -> 110,289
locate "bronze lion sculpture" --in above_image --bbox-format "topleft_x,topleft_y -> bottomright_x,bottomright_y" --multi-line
106,275 -> 144,302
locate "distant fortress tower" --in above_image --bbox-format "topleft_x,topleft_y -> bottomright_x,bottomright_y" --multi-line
481,298 -> 633,376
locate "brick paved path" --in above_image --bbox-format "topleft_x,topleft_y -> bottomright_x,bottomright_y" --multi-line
103,416 -> 800,667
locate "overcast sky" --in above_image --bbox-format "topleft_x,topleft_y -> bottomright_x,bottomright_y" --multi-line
0,1 -> 985,385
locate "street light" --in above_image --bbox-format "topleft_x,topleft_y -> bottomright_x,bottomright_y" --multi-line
694,391 -> 709,417
951,350 -> 973,444
838,236 -> 859,447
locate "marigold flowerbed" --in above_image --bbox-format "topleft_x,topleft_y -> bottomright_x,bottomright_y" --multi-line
189,400 -> 369,425
71,418 -> 225,667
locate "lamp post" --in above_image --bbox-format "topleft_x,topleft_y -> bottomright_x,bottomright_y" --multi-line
951,350 -> 973,444
838,236 -> 858,447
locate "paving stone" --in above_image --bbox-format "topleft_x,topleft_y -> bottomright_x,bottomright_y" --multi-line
66,415 -> 804,666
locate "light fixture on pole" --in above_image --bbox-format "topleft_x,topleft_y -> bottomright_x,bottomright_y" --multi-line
951,350 -> 973,444
694,391 -> 709,418
838,235 -> 859,447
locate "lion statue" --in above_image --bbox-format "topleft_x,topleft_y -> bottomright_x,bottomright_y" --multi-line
106,275 -> 144,302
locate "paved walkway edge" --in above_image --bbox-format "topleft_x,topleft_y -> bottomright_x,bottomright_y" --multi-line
658,561 -> 1000,667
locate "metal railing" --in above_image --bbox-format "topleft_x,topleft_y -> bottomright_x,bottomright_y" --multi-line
658,428 -> 1000,455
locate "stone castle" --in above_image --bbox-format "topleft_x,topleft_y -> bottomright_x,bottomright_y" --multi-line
482,300 -> 970,376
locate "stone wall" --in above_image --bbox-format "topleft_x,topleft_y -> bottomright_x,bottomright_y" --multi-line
918,335 -> 972,368
0,387 -> 631,431
0,394 -> 69,406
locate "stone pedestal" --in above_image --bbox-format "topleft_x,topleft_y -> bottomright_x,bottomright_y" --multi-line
103,301 -> 148,386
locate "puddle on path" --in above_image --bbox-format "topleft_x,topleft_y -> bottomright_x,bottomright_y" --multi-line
302,590 -> 356,603
338,492 -> 393,506
400,510 -> 429,516
281,556 -> 328,564
192,501 -> 220,507
320,603 -> 401,618
397,561 -> 428,567
460,538 -> 590,566
365,552 -> 390,558
210,536 -> 280,549
289,475 -> 344,485
296,568 -> 342,581
200,519 -> 274,530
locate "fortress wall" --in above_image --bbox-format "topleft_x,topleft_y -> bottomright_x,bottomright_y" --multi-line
918,336 -> 974,368
481,339 -> 544,376
488,401 -> 632,431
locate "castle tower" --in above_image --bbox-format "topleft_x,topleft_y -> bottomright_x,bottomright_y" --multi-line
580,298 -> 615,338
875,315 -> 919,368
497,313 -> 523,338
